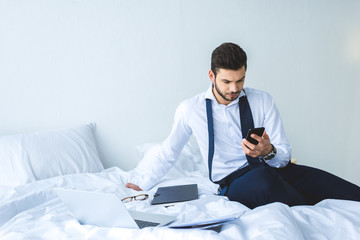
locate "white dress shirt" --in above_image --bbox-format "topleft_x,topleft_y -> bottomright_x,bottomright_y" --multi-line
137,85 -> 292,190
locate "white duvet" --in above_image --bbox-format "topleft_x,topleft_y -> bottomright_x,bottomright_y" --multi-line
1,167 -> 360,240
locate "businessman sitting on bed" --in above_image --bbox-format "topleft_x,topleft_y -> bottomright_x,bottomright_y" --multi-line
126,42 -> 360,209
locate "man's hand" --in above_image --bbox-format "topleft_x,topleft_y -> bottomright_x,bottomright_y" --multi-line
126,183 -> 143,191
241,130 -> 273,158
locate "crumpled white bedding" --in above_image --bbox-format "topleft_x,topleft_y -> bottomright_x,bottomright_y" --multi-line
1,167 -> 360,240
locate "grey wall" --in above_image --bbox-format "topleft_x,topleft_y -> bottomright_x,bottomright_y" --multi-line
1,0 -> 359,184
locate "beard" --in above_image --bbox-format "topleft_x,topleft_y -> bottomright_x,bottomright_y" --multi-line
214,81 -> 240,102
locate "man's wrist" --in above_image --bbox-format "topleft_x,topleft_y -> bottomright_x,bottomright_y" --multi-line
263,144 -> 277,161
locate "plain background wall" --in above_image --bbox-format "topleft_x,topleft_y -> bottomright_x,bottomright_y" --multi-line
1,0 -> 359,184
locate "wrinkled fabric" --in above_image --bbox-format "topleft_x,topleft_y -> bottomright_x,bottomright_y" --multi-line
1,167 -> 360,240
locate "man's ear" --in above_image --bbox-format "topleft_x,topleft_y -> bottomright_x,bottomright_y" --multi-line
209,70 -> 215,83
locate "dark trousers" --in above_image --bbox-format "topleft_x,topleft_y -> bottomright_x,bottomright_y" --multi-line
223,163 -> 360,209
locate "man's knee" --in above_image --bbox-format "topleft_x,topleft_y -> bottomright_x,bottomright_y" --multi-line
226,166 -> 280,208
226,166 -> 310,208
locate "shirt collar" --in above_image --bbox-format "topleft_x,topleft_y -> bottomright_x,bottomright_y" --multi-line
205,83 -> 246,106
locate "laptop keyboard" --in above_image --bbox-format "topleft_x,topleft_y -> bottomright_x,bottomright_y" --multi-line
134,219 -> 160,229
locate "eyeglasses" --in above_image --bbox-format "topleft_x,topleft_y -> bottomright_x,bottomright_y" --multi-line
121,194 -> 149,203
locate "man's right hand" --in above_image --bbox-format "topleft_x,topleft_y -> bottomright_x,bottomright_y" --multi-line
126,183 -> 143,191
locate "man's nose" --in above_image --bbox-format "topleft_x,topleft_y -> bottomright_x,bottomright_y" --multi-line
230,83 -> 238,92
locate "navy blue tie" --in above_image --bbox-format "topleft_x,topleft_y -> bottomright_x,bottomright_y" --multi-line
238,95 -> 264,169
206,99 -> 215,182
206,94 -> 263,182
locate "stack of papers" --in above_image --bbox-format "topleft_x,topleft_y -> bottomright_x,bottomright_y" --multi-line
168,213 -> 241,232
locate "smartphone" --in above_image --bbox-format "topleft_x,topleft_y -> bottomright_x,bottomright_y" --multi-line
245,127 -> 265,145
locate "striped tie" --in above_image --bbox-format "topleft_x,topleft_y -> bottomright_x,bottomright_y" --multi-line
238,95 -> 264,169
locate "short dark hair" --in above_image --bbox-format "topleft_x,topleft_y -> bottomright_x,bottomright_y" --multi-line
211,42 -> 247,77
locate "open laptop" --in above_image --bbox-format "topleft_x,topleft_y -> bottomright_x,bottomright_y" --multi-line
54,188 -> 176,229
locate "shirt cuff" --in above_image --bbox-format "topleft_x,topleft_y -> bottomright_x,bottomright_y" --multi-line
265,146 -> 291,168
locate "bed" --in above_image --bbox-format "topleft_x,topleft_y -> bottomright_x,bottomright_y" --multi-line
1,123 -> 360,240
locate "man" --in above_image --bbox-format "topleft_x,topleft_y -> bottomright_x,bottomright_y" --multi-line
126,42 -> 360,209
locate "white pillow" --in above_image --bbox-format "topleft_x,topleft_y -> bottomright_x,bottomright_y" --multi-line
0,123 -> 104,187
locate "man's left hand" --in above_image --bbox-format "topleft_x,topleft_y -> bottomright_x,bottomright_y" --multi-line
241,130 -> 273,158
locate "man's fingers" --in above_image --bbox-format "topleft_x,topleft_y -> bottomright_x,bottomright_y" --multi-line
251,131 -> 270,148
242,140 -> 259,158
242,138 -> 265,157
262,130 -> 270,139
250,131 -> 269,142
250,133 -> 262,142
242,130 -> 272,158
126,183 -> 143,191
242,139 -> 255,151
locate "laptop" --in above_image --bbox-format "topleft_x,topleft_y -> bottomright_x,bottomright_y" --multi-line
54,189 -> 177,229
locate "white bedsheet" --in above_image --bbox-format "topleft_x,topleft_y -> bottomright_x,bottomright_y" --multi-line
1,167 -> 360,240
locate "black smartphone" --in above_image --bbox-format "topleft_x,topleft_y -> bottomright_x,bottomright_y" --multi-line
245,127 -> 265,145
